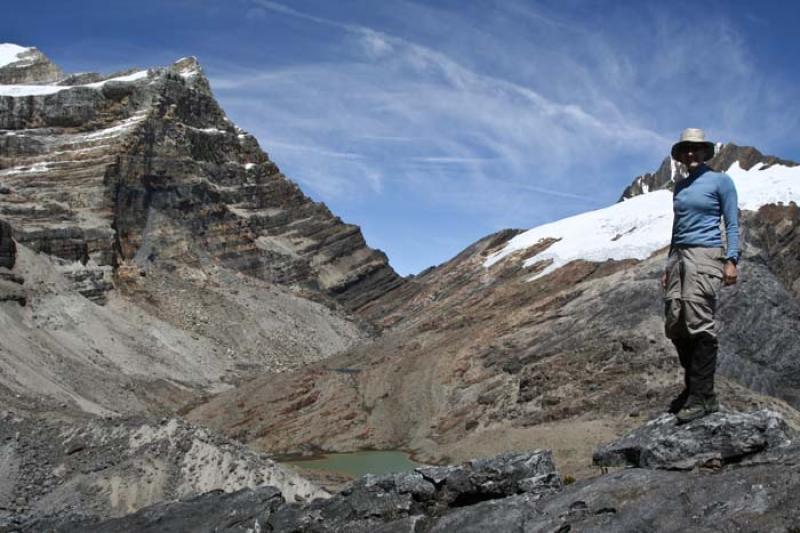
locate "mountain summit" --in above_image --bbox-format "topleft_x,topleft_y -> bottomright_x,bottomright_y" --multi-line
0,44 -> 403,310
0,43 -> 63,84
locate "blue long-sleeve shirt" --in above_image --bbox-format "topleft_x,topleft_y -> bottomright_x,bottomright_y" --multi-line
671,164 -> 740,261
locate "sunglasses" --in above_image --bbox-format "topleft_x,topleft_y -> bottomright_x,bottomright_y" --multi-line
673,143 -> 709,157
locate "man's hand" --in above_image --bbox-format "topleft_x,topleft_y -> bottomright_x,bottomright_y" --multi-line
661,270 -> 668,289
723,261 -> 738,286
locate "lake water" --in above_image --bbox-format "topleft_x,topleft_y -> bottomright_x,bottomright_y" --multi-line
282,450 -> 420,478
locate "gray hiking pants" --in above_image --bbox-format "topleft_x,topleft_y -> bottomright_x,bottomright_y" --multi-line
663,246 -> 725,399
664,246 -> 725,340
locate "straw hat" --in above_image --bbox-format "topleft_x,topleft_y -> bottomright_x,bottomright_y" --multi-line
671,128 -> 715,161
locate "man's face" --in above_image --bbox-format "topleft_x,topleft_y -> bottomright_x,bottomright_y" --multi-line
675,143 -> 708,171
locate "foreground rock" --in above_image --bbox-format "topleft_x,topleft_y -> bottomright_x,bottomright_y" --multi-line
0,413 -> 325,531
37,450 -> 561,533
593,409 -> 796,469
25,410 -> 800,532
35,486 -> 285,533
267,450 -> 561,532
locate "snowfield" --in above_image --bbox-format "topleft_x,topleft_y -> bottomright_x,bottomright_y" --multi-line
0,70 -> 149,97
0,43 -> 32,69
485,160 -> 800,280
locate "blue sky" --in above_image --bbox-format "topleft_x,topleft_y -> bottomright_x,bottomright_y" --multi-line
3,0 -> 799,275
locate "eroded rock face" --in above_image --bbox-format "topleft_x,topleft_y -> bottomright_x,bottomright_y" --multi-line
0,413 -> 326,530
0,51 -> 403,311
593,409 -> 796,470
189,217 -> 800,476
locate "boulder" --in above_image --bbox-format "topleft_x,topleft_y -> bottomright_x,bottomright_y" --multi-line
593,409 -> 796,469
266,450 -> 561,532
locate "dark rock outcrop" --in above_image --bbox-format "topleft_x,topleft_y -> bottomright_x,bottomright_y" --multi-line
0,218 -> 14,268
267,450 -> 560,533
0,218 -> 23,304
742,203 -> 800,298
593,409 -> 795,469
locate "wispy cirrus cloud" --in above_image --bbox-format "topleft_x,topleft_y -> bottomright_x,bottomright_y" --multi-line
212,1 -> 668,211
201,0 -> 798,273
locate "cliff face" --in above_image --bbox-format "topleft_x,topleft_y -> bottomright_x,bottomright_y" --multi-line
0,52 -> 403,310
0,47 -> 407,418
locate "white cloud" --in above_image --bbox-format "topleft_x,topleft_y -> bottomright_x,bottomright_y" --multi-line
201,0 -> 798,273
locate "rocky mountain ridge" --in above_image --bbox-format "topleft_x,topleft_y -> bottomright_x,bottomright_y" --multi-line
0,44 -> 411,418
0,44 -> 403,311
618,142 -> 798,201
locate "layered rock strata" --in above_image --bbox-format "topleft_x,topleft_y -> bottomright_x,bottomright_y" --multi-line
0,48 -> 403,311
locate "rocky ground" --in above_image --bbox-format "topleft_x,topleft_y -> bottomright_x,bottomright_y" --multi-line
188,208 -> 800,480
0,410 -> 326,531
0,243 -> 367,418
16,408 -> 800,532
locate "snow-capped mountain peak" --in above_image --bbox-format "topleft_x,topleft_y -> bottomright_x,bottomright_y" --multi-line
485,155 -> 800,280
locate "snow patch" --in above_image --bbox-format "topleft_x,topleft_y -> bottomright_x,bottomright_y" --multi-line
0,70 -> 149,97
185,125 -> 225,134
0,161 -> 52,176
81,111 -> 149,140
0,43 -> 32,69
484,190 -> 674,280
485,162 -> 800,280
727,161 -> 800,210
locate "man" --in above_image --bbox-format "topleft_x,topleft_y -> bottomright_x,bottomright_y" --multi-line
661,128 -> 739,424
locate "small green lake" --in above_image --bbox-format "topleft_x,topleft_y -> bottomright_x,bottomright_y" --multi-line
281,450 -> 420,478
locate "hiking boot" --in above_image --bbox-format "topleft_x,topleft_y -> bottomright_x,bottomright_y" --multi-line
704,395 -> 720,414
667,388 -> 689,414
676,396 -> 718,424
